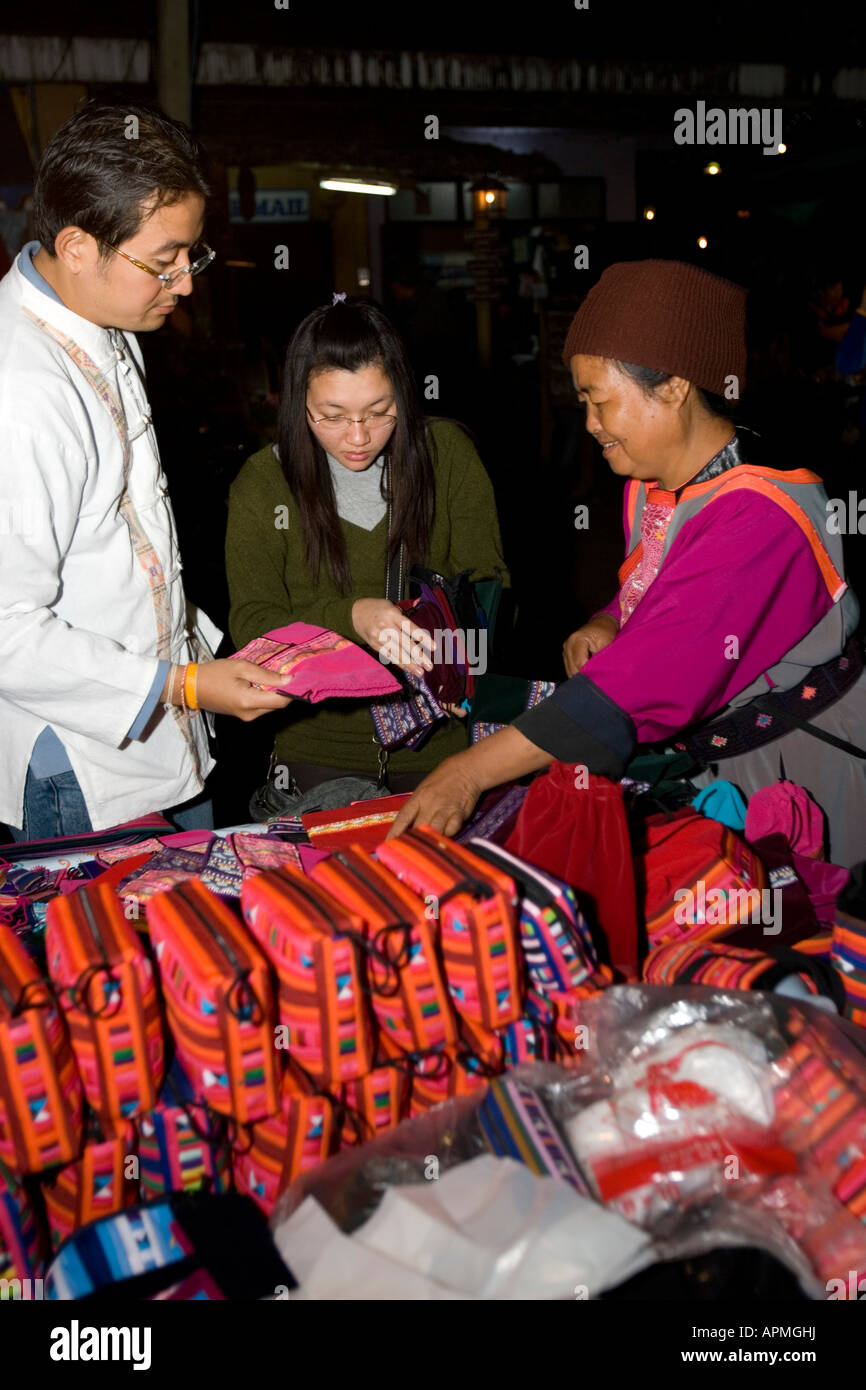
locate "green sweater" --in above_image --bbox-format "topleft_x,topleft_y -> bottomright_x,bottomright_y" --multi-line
225,418 -> 510,775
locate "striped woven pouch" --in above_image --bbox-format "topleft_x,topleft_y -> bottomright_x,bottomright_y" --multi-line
0,921 -> 83,1175
310,845 -> 458,1054
468,838 -> 599,995
831,907 -> 866,1027
147,881 -> 279,1124
137,1059 -> 233,1201
643,938 -> 846,1010
0,1153 -> 44,1283
376,827 -> 522,1031
338,1035 -> 413,1145
42,1115 -> 138,1253
232,1057 -> 336,1215
240,865 -> 374,1088
45,882 -> 165,1120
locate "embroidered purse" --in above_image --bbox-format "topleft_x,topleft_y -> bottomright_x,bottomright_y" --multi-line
467,838 -> 599,995
376,827 -> 523,1030
232,1058 -> 336,1216
42,1116 -> 138,1253
230,621 -> 401,701
147,881 -> 279,1123
45,882 -> 165,1120
309,844 -> 458,1054
0,1153 -> 44,1284
0,922 -> 83,1175
240,866 -> 375,1087
137,1057 -> 234,1201
642,938 -> 847,1008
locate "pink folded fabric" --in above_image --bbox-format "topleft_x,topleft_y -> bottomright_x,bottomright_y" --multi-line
745,781 -> 826,860
745,780 -> 849,926
229,623 -> 402,703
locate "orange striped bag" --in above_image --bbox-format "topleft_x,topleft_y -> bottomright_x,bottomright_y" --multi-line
409,1046 -> 492,1117
376,827 -> 523,1031
240,866 -> 374,1087
0,922 -> 83,1175
309,845 -> 458,1054
232,1058 -> 336,1215
339,1036 -> 413,1145
42,1116 -> 137,1252
45,882 -> 165,1120
147,881 -> 279,1123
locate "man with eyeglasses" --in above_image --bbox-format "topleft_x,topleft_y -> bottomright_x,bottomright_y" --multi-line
0,101 -> 291,841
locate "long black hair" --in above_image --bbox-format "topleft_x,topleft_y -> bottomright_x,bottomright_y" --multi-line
276,297 -> 435,594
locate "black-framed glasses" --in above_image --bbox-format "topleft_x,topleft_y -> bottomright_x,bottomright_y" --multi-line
98,239 -> 216,289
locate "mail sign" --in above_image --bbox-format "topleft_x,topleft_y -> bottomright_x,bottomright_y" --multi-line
229,189 -> 311,223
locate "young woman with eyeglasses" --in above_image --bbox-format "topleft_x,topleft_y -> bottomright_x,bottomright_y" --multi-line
225,295 -> 509,799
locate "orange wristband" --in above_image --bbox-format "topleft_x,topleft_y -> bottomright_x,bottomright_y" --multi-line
184,662 -> 199,712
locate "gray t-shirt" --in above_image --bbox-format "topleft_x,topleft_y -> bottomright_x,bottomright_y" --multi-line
272,444 -> 387,530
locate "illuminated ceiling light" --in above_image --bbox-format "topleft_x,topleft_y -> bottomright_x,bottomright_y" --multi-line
643,206 -> 656,220
697,236 -> 708,249
319,178 -> 398,195
703,161 -> 721,175
777,142 -> 787,153
736,209 -> 751,219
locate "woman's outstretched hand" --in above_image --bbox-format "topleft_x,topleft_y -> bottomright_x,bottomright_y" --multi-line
388,753 -> 483,839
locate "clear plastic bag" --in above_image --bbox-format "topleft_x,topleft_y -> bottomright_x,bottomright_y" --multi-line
270,987 -> 866,1299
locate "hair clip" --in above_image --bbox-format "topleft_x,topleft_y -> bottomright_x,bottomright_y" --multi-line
332,291 -> 347,305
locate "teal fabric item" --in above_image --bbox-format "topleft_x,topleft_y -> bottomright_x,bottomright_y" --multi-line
691,780 -> 748,832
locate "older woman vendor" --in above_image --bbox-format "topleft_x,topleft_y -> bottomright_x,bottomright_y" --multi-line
390,259 -> 866,868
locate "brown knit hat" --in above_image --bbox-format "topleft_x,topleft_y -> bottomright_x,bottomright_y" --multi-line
561,259 -> 747,396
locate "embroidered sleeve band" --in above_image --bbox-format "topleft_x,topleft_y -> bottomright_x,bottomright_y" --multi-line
512,673 -> 636,777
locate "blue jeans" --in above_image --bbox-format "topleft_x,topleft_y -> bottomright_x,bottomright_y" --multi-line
9,768 -> 93,841
9,767 -> 214,841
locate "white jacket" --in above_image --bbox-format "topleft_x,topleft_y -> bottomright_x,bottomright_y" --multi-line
0,253 -> 216,831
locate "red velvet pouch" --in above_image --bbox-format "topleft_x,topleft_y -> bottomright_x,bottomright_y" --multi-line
504,765 -> 639,977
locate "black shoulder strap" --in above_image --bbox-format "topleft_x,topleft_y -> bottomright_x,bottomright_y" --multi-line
750,696 -> 866,760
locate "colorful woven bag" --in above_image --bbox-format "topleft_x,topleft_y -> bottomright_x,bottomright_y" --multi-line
477,1074 -> 589,1194
147,881 -> 279,1123
0,1154 -> 44,1285
44,1191 -> 293,1301
232,1058 -> 336,1215
240,866 -> 374,1087
45,882 -> 165,1120
642,938 -> 847,1009
137,1059 -> 233,1201
467,838 -> 599,995
408,1042 -> 497,1118
0,921 -> 83,1175
42,1116 -> 138,1253
770,1016 -> 866,1223
309,845 -> 458,1054
639,809 -> 769,950
376,827 -> 522,1030
832,886 -> 866,1027
339,1051 -> 412,1146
